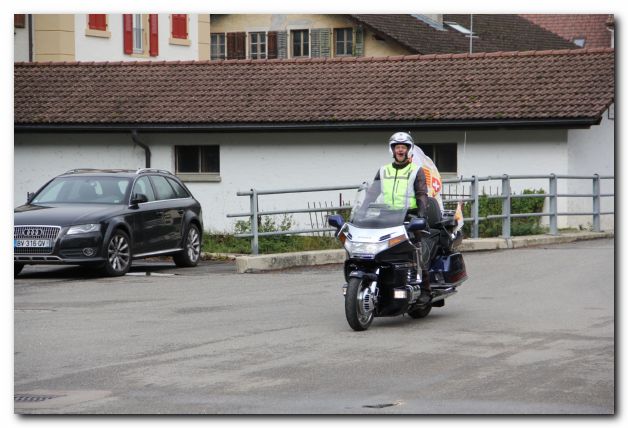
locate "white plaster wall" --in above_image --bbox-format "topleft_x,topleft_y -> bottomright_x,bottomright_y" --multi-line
14,134 -> 145,205
74,14 -> 198,62
567,106 -> 615,231
16,128 -> 595,234
14,22 -> 30,62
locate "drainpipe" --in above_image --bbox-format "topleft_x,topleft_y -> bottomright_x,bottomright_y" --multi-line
28,14 -> 33,62
131,129 -> 151,168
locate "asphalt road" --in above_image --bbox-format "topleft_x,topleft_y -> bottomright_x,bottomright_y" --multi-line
13,239 -> 614,414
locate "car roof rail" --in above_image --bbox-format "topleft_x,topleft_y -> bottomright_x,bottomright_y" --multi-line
63,168 -> 136,174
136,168 -> 174,176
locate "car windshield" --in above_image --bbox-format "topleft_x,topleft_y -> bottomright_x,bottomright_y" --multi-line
349,178 -> 409,228
31,176 -> 132,205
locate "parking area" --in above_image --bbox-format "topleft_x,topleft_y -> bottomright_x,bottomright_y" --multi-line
14,239 -> 614,414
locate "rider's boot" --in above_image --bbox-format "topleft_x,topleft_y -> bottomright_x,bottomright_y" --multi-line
418,269 -> 432,304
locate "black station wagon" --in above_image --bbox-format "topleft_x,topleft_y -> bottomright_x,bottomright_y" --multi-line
14,169 -> 203,277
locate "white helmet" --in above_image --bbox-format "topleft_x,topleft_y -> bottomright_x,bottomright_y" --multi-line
388,132 -> 414,156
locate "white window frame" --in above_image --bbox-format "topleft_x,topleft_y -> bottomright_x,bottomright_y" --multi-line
249,32 -> 267,59
132,14 -> 143,53
211,33 -> 226,60
334,28 -> 353,56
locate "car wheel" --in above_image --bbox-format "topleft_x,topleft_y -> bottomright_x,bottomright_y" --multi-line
101,229 -> 132,276
14,263 -> 24,277
173,223 -> 201,267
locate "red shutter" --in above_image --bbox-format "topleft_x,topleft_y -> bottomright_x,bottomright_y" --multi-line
14,14 -> 26,28
172,14 -> 187,39
123,14 -> 133,54
149,14 -> 159,56
235,32 -> 246,59
88,14 -> 107,31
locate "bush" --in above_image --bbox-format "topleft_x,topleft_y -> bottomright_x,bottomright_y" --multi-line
203,214 -> 342,254
461,188 -> 547,238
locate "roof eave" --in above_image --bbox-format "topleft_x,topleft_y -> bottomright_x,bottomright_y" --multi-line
14,117 -> 602,132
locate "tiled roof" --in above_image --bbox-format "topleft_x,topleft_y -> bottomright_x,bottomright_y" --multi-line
350,14 -> 577,54
520,14 -> 613,48
14,49 -> 614,127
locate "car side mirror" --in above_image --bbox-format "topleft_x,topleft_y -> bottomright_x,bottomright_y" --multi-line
130,193 -> 149,207
328,214 -> 345,229
408,217 -> 428,232
26,192 -> 35,203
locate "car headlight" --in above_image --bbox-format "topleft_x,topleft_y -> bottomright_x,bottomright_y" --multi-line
344,241 -> 389,258
67,224 -> 101,235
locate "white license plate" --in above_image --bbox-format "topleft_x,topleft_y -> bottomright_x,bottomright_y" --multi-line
14,239 -> 52,248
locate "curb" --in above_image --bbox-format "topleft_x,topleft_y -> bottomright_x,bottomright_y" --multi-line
215,231 -> 614,274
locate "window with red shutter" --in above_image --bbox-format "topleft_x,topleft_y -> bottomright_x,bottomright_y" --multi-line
149,14 -> 159,56
14,14 -> 26,29
171,14 -> 188,39
88,14 -> 107,31
123,14 -> 133,54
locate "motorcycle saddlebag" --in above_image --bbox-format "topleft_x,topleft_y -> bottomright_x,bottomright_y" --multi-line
429,252 -> 467,286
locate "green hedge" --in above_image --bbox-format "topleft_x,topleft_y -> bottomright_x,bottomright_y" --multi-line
461,188 -> 547,238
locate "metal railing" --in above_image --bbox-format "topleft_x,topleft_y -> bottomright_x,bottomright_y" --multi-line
227,174 -> 614,254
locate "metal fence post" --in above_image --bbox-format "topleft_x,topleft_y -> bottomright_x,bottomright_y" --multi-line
472,175 -> 479,239
549,174 -> 558,235
593,174 -> 601,232
501,174 -> 511,238
250,189 -> 259,255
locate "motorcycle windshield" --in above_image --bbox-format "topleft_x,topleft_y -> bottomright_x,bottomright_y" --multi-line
350,178 -> 409,228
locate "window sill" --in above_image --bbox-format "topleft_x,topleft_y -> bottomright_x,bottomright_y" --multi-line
176,173 -> 221,183
85,28 -> 111,38
169,37 -> 191,46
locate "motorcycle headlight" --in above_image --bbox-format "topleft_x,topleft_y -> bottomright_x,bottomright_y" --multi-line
344,241 -> 389,258
67,224 -> 101,235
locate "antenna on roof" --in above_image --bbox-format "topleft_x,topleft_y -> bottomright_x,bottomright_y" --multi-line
469,14 -> 473,54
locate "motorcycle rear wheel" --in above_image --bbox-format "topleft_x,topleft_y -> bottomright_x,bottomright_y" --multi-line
345,277 -> 374,331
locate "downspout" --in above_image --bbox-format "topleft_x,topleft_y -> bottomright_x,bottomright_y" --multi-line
28,14 -> 33,62
131,129 -> 151,168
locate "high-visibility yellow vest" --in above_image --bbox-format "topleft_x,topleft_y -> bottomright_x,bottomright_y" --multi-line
380,162 -> 419,210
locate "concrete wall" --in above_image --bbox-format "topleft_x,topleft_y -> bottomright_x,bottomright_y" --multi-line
14,17 -> 30,62
74,14 -> 199,62
567,106 -> 615,230
15,126 -> 614,234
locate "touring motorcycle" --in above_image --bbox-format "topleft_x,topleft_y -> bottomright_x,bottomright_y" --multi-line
328,179 -> 467,331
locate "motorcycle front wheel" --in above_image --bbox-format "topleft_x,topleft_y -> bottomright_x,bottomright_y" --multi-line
345,277 -> 375,331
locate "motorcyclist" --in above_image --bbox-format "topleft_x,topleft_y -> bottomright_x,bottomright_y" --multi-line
373,132 -> 431,304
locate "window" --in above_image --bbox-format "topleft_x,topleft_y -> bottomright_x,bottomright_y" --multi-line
132,176 -> 156,202
334,28 -> 353,56
417,143 -> 457,174
176,146 -> 220,174
132,14 -> 143,53
14,14 -> 26,29
291,30 -> 309,57
166,178 -> 190,198
88,14 -> 107,31
445,21 -> 473,36
573,37 -> 586,47
171,14 -> 188,39
211,33 -> 226,60
150,175 -> 178,200
249,32 -> 266,59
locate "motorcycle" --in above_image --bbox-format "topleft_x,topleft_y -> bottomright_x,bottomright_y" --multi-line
328,179 -> 467,331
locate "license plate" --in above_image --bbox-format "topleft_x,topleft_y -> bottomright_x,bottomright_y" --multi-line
14,239 -> 51,248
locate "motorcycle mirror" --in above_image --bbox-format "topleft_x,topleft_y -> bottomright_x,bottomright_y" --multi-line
328,214 -> 345,229
408,217 -> 428,231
